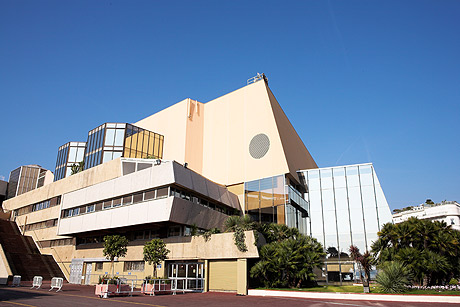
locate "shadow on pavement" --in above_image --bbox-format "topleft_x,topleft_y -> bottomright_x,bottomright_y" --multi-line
0,287 -> 52,302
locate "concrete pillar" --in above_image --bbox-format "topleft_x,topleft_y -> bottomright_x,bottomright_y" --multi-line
236,258 -> 247,295
204,259 -> 209,292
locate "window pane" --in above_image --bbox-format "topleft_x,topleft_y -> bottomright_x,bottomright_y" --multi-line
103,200 -> 112,209
144,190 -> 155,200
105,129 -> 115,146
133,192 -> 143,203
114,129 -> 125,146
68,147 -> 77,162
123,195 -> 132,205
113,197 -> 122,207
103,151 -> 113,163
157,187 -> 168,198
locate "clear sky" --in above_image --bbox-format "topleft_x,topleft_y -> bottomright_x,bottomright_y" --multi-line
1,0 -> 459,211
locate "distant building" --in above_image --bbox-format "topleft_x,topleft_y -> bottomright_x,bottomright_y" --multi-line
0,180 -> 7,208
393,201 -> 460,231
7,165 -> 53,199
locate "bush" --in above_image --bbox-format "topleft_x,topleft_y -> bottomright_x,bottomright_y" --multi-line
449,278 -> 458,285
98,274 -> 119,284
376,261 -> 412,293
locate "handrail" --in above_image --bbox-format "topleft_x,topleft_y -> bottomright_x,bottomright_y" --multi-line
49,247 -> 70,278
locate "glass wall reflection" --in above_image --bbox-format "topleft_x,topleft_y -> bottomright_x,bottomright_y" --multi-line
54,142 -> 86,181
244,175 -> 309,234
299,163 -> 392,284
82,123 -> 164,171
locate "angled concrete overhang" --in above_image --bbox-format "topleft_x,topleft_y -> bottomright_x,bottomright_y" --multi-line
58,159 -> 240,236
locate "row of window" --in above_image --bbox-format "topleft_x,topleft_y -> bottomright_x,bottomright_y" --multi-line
91,261 -> 145,272
14,196 -> 61,216
39,238 -> 74,248
77,225 -> 203,246
124,261 -> 145,271
62,185 -> 238,219
169,187 -> 239,216
62,186 -> 169,218
24,219 -> 58,231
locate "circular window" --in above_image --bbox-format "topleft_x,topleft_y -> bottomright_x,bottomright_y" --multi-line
249,134 -> 270,159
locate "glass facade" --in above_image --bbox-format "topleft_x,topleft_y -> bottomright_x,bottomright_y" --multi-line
244,175 -> 309,234
84,123 -> 164,170
54,142 -> 86,181
7,165 -> 48,198
299,163 -> 393,284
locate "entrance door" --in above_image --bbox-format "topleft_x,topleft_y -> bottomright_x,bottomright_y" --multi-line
84,263 -> 92,285
168,262 -> 204,292
69,259 -> 84,284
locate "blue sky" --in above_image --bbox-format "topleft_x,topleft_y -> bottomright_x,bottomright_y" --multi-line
1,0 -> 459,210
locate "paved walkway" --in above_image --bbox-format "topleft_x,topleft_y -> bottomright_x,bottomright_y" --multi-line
0,283 -> 458,307
249,289 -> 460,304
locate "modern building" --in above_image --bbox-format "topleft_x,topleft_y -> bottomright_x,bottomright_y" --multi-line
2,76 -> 316,293
299,163 -> 393,284
83,123 -> 164,170
1,75 -> 393,291
54,142 -> 87,181
7,165 -> 54,199
54,123 -> 164,181
393,201 -> 460,231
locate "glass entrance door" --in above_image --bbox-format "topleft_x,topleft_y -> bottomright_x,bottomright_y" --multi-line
168,262 -> 204,292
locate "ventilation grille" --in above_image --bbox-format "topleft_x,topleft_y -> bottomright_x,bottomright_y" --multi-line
249,134 -> 270,159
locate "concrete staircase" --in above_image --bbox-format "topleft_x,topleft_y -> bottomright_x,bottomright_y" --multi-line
0,219 -> 65,281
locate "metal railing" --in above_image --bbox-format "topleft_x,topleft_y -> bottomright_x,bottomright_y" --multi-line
96,277 -> 203,298
247,73 -> 267,85
288,185 -> 309,214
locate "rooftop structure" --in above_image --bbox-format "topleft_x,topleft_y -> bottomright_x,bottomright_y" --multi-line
7,165 -> 53,199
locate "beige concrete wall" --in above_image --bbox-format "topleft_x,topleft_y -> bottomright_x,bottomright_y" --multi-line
134,80 -> 317,189
0,244 -> 12,284
202,81 -> 290,186
15,206 -> 61,226
3,158 -> 122,212
265,83 -> 317,179
236,258 -> 247,295
185,99 -> 205,174
43,170 -> 54,186
42,231 -> 258,284
166,231 -> 258,260
134,99 -> 189,166
24,226 -> 65,242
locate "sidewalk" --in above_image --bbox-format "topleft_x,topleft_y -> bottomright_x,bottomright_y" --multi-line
248,289 -> 460,304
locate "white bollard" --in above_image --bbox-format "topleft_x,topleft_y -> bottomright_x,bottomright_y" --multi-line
12,275 -> 21,287
30,276 -> 43,289
49,277 -> 64,292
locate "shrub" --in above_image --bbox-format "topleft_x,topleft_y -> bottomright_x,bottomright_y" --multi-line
98,274 -> 119,284
449,278 -> 458,285
376,261 -> 412,293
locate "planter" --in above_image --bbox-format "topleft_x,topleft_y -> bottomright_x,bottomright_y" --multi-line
95,284 -> 131,297
141,282 -> 172,295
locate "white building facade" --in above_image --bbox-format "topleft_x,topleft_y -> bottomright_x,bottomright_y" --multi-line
298,163 -> 393,284
393,201 -> 460,231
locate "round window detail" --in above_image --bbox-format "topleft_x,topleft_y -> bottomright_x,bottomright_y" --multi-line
249,134 -> 270,159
